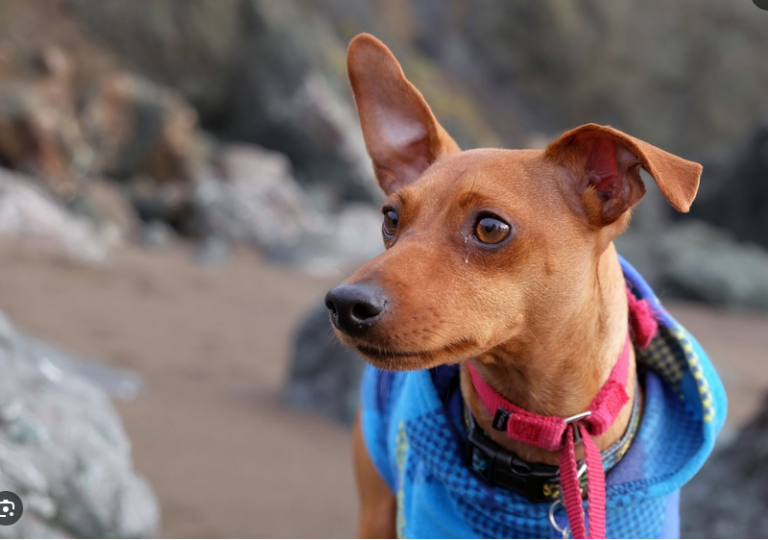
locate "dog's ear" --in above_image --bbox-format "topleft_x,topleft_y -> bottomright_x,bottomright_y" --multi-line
347,33 -> 459,195
545,124 -> 702,227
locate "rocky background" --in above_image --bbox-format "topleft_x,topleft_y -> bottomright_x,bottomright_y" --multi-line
1,0 -> 766,303
0,0 -> 766,537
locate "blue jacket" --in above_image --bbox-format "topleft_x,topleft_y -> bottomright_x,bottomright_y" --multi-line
360,257 -> 727,538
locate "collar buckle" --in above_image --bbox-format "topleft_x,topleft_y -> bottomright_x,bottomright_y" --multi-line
467,412 -> 560,502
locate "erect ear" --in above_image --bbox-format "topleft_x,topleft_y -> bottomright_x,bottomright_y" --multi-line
347,33 -> 459,195
544,124 -> 702,227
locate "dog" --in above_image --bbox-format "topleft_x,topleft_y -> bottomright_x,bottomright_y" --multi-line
326,34 -> 726,539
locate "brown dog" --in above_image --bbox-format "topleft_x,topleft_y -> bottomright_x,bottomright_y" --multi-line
325,34 -> 702,538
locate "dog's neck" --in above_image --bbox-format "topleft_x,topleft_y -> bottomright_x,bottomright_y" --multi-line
460,243 -> 638,465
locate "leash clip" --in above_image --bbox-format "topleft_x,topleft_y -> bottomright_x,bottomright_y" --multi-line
563,411 -> 591,445
552,463 -> 587,539
548,498 -> 571,539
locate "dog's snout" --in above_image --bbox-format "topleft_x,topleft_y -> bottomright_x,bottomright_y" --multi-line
325,283 -> 387,337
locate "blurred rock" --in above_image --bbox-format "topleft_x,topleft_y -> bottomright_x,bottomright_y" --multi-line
314,0 -> 768,156
266,203 -> 384,277
0,10 -> 210,187
193,144 -> 307,250
284,301 -> 364,425
82,71 -> 210,185
69,178 -> 140,242
65,0 -> 504,200
138,220 -> 177,250
617,220 -> 768,311
6,0 -> 768,204
195,148 -> 384,274
80,71 -> 211,226
59,0 -> 242,131
0,29 -> 212,226
0,168 -> 109,263
65,0 -> 382,205
0,45 -> 86,198
16,334 -> 145,402
192,236 -> 231,266
660,225 -> 768,311
0,308 -> 158,538
689,116 -> 768,249
681,394 -> 768,538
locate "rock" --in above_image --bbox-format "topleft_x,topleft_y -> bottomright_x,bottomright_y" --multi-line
0,45 -> 86,198
192,144 -> 308,250
0,22 -> 213,226
616,220 -> 768,311
7,0 -> 768,204
64,0 -> 382,205
266,202 -> 384,277
81,71 -> 210,185
0,168 -> 110,263
79,71 -> 212,226
0,308 -> 158,538
69,177 -> 141,244
261,70 -> 379,204
659,225 -> 768,310
0,7 -> 210,189
138,220 -> 176,250
193,143 -> 384,273
688,116 -> 768,249
126,175 -> 196,229
60,0 -> 241,129
16,333 -> 144,403
283,301 -> 365,425
191,236 -> 230,266
315,0 -> 768,156
681,394 -> 768,538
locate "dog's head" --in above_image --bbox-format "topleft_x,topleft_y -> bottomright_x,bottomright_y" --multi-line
326,34 -> 702,371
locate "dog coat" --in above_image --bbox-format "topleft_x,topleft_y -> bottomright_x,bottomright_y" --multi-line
359,256 -> 727,538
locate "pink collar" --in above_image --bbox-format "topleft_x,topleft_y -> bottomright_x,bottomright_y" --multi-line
468,336 -> 630,453
467,289 -> 657,539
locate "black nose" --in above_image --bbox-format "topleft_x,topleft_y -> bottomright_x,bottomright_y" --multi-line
325,283 -> 387,337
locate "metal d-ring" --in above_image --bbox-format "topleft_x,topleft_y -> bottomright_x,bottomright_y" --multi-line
551,458 -> 588,538
552,415 -> 591,539
563,411 -> 592,445
563,411 -> 592,424
549,498 -> 571,539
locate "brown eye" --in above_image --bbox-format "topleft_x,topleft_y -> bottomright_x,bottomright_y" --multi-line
382,209 -> 399,238
475,216 -> 511,244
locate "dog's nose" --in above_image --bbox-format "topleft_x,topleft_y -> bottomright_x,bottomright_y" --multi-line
325,283 -> 387,337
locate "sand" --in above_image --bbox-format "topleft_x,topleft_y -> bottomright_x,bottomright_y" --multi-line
0,243 -> 765,538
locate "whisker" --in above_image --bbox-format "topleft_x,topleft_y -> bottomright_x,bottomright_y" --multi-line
335,266 -> 352,278
375,167 -> 397,182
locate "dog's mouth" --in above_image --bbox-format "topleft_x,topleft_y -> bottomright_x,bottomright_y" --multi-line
354,339 -> 476,369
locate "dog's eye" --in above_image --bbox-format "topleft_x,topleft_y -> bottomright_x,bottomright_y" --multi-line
382,209 -> 399,238
475,216 -> 510,244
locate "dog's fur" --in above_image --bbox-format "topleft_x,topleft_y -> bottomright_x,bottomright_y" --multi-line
330,34 -> 702,538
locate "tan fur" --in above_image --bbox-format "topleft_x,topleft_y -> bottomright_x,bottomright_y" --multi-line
347,34 -> 459,194
338,34 -> 701,535
353,414 -> 397,538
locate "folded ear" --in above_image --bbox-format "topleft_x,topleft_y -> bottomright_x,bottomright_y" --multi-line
347,33 -> 459,195
545,124 -> 702,227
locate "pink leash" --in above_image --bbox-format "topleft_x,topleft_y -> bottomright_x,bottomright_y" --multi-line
467,289 -> 657,538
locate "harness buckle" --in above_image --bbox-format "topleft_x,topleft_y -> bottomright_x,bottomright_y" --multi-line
467,412 -> 560,503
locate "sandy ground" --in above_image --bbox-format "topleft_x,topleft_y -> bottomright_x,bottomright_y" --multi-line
0,243 -> 766,538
